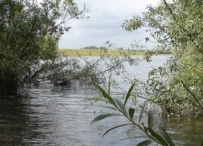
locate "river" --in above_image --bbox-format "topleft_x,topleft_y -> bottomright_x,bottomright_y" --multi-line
0,56 -> 202,146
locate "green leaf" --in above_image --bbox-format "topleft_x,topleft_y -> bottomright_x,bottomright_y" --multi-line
95,83 -> 116,106
124,82 -> 135,107
148,111 -> 153,129
201,139 -> 203,146
126,126 -> 148,139
102,123 -> 129,137
159,127 -> 175,146
91,113 -> 119,124
126,126 -> 136,138
147,128 -> 168,146
136,140 -> 152,146
138,101 -> 147,123
114,98 -> 128,116
129,108 -> 135,119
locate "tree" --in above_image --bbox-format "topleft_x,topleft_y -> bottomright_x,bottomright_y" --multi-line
122,0 -> 203,116
0,0 -> 87,94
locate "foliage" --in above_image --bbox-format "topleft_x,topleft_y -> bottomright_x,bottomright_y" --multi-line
82,46 -> 107,50
122,0 -> 203,116
53,41 -> 140,87
0,0 -> 141,94
88,83 -> 175,146
0,0 -> 87,93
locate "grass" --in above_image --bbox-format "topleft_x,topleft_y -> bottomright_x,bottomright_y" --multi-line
58,49 -> 145,56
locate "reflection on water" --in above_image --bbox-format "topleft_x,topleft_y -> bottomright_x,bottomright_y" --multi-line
0,56 -> 202,146
162,117 -> 203,146
0,83 -> 135,146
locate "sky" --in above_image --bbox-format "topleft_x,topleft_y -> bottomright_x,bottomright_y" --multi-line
58,0 -> 160,49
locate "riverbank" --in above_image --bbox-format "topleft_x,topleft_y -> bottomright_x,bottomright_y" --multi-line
58,49 -> 145,56
58,49 -> 171,57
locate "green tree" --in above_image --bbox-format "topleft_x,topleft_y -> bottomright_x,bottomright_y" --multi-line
122,0 -> 203,116
0,0 -> 87,94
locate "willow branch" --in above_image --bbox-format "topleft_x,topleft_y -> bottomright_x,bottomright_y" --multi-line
181,80 -> 203,111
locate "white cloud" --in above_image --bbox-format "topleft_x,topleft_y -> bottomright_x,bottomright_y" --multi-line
58,0 -> 160,49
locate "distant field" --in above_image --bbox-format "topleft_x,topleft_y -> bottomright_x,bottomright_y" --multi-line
58,49 -> 145,56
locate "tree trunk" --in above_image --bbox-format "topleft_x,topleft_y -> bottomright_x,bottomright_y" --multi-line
0,68 -> 19,95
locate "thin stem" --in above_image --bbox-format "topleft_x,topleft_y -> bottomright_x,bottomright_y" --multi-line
181,80 -> 203,111
121,108 -> 163,145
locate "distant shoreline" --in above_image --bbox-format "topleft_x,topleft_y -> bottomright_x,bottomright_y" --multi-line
58,49 -> 171,57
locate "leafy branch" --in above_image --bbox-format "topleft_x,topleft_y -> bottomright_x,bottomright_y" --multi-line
88,83 -> 175,146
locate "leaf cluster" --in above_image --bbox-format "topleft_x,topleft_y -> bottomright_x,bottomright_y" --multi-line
122,0 -> 203,116
88,83 -> 175,146
0,0 -> 87,93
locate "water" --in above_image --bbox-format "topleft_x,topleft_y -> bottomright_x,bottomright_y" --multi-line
0,56 -> 202,146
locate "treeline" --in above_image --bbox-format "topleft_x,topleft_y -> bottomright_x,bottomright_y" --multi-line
132,49 -> 171,54
82,46 -> 171,54
82,46 -> 107,50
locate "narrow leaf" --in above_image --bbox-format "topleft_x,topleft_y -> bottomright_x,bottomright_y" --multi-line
102,124 -> 129,137
124,82 -> 135,107
148,111 -> 153,129
136,140 -> 152,146
201,139 -> 203,146
147,128 -> 168,146
91,113 -> 119,124
138,101 -> 147,123
114,98 -> 128,116
129,108 -> 135,119
95,83 -> 116,106
108,74 -> 112,95
159,127 -> 175,146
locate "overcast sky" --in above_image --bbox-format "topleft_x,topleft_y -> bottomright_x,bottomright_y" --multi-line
58,0 -> 160,49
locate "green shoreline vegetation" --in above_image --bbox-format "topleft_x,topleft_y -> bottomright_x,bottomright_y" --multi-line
58,49 -> 143,56
2,0 -> 203,145
58,49 -> 170,56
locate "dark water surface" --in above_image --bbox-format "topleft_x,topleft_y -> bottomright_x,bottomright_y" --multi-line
0,56 -> 203,146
